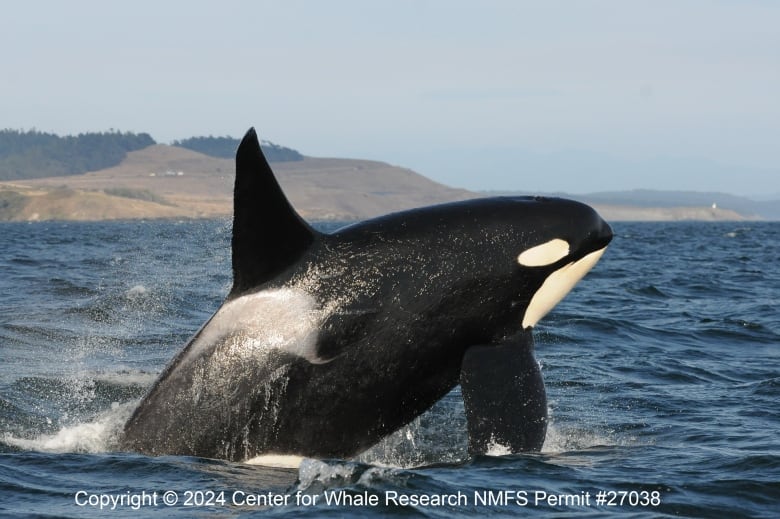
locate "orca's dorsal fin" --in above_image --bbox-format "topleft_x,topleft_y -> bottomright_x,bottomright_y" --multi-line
230,128 -> 316,296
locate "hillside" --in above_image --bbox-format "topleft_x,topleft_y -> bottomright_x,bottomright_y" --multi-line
0,144 -> 768,222
0,145 -> 475,221
0,130 -> 302,182
0,129 -> 155,180
590,204 -> 749,222
172,136 -> 302,162
489,189 -> 772,221
577,190 -> 778,221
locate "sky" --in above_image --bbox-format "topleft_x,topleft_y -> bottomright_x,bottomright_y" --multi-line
2,0 -> 778,196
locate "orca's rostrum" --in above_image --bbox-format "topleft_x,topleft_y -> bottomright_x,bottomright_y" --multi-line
121,129 -> 612,462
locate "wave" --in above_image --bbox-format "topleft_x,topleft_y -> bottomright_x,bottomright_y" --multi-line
3,385 -> 633,473
0,369 -> 154,454
2,400 -> 136,454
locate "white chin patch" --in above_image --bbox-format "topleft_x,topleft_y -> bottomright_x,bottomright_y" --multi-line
521,247 -> 607,329
518,239 -> 571,267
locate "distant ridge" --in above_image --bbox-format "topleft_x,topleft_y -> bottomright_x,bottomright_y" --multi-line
580,190 -> 778,221
172,136 -> 303,162
0,129 -> 155,181
486,189 -> 777,221
0,129 -> 303,182
0,135 -> 774,222
0,144 -> 474,222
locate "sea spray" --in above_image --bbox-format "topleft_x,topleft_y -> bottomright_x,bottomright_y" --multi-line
3,400 -> 136,453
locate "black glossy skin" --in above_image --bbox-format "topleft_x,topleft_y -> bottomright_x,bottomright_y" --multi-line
121,130 -> 612,461
461,329 -> 547,454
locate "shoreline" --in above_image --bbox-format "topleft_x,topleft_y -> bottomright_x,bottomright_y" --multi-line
0,145 -> 765,223
0,187 -> 762,224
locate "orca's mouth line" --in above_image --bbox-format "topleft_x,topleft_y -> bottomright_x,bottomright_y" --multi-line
521,246 -> 608,329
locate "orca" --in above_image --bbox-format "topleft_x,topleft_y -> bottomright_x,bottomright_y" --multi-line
120,129 -> 612,461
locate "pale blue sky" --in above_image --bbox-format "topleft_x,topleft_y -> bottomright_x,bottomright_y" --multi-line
2,1 -> 778,195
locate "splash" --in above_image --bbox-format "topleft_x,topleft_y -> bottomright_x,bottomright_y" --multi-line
296,458 -> 402,494
485,439 -> 512,457
356,399 -> 470,468
542,422 -> 613,453
3,401 -> 136,454
125,285 -> 149,298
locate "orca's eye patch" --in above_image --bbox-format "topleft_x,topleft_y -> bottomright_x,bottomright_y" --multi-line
517,239 -> 570,267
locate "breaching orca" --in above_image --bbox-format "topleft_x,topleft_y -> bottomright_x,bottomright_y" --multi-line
121,129 -> 612,461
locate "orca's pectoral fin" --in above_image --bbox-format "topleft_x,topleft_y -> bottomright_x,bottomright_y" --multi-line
459,329 -> 547,455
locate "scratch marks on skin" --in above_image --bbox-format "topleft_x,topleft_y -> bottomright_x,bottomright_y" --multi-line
190,242 -> 451,375
195,289 -> 326,364
192,259 -> 383,370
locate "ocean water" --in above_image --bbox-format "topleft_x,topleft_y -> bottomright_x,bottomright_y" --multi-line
0,219 -> 778,518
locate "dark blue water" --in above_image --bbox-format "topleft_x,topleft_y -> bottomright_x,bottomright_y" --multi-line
1,219 -> 778,518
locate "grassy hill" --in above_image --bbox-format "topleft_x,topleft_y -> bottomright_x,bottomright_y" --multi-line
172,136 -> 302,162
0,129 -> 155,180
0,138 -> 765,222
0,130 -> 302,182
0,144 -> 475,221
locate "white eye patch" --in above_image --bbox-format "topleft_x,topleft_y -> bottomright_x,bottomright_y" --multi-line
517,239 -> 570,267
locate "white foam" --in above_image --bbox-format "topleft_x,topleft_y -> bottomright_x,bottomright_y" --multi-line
125,285 -> 149,296
297,458 -> 361,490
125,285 -> 149,297
541,421 -> 630,455
295,458 -> 400,493
485,438 -> 513,457
3,401 -> 136,454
